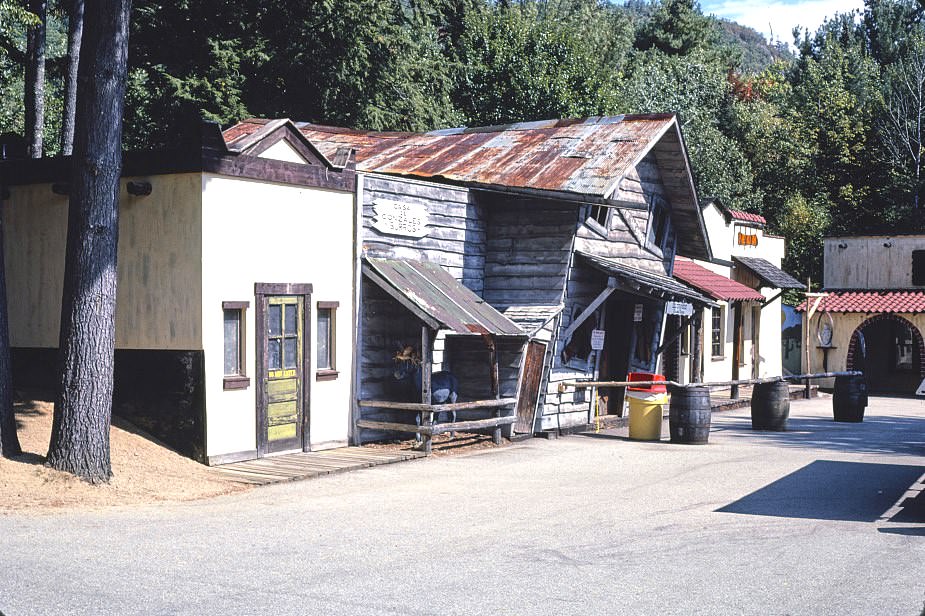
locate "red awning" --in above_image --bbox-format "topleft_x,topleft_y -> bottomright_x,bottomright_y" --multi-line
672,258 -> 764,302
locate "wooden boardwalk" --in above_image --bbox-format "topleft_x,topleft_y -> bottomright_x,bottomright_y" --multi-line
212,447 -> 425,486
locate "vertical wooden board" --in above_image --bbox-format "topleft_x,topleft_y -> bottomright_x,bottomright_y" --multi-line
514,340 -> 547,433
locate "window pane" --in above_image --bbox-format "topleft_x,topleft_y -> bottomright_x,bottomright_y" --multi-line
268,338 -> 282,370
223,309 -> 240,375
284,303 -> 298,335
284,337 -> 298,369
268,304 -> 282,337
317,308 -> 331,369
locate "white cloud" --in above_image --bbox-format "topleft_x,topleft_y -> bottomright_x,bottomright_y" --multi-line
701,0 -> 865,44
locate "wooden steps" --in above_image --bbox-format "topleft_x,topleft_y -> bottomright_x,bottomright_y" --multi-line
211,447 -> 425,486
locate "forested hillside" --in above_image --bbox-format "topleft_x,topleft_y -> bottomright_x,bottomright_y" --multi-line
2,0 -> 925,290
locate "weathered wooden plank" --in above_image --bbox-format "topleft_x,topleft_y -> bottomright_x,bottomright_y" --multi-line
431,415 -> 516,435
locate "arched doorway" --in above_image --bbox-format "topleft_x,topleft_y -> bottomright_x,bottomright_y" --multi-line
846,314 -> 925,394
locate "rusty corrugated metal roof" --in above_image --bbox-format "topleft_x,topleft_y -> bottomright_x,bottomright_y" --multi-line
223,115 -> 712,261
363,257 -> 525,337
294,115 -> 676,199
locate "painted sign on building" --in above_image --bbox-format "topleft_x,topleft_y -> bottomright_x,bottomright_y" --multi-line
372,199 -> 429,238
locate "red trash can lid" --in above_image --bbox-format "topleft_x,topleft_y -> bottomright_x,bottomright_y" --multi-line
627,372 -> 667,393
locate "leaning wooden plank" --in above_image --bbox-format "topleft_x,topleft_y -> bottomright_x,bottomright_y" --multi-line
430,415 -> 518,435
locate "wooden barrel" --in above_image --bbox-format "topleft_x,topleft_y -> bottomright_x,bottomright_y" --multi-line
751,381 -> 790,431
669,386 -> 711,444
833,375 -> 867,422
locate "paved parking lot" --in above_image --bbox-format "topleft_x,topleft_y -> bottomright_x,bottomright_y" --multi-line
0,395 -> 922,615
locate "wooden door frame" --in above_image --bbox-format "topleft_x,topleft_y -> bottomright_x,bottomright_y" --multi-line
255,282 -> 313,456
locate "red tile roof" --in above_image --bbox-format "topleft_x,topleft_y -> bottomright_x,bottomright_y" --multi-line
796,291 -> 925,313
726,208 -> 766,225
672,258 -> 765,301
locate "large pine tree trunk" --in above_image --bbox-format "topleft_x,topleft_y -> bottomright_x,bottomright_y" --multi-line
24,0 -> 46,158
0,198 -> 21,458
46,0 -> 133,483
60,0 -> 84,156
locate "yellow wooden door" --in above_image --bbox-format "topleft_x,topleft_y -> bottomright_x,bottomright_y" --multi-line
264,296 -> 303,453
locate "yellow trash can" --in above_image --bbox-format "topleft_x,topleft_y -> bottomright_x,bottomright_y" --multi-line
627,390 -> 668,440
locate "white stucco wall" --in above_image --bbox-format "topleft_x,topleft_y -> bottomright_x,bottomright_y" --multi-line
200,174 -> 356,459
5,175 -> 203,350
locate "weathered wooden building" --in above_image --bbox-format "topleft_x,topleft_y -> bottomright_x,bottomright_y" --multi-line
227,114 -> 715,434
802,234 -> 925,394
2,120 -> 359,464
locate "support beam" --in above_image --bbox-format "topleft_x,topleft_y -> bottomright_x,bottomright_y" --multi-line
560,285 -> 615,342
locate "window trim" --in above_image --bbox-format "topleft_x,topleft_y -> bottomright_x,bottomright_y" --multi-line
711,305 -> 725,359
316,300 -> 339,381
222,300 -> 251,390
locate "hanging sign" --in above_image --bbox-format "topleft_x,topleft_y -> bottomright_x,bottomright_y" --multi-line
371,199 -> 429,238
590,329 -> 606,350
633,304 -> 644,322
666,301 -> 694,316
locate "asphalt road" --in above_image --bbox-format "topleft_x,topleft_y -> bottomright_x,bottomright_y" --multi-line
0,396 -> 923,616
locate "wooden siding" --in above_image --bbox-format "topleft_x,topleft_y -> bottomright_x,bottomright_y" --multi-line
824,236 -> 925,290
575,154 -> 676,275
362,174 -> 485,292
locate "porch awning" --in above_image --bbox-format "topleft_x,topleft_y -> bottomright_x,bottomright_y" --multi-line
734,256 -> 805,290
577,252 -> 716,306
363,257 -> 526,337
672,257 -> 765,302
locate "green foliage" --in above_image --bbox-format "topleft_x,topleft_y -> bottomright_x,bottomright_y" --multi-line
634,0 -> 718,56
452,1 -> 627,125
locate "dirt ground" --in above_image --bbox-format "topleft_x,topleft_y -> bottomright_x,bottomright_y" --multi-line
0,398 -> 247,513
0,399 -> 511,513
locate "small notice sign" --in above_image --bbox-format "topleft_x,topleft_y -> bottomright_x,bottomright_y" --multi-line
371,199 -> 429,238
666,301 -> 693,316
633,304 -> 644,322
590,329 -> 606,350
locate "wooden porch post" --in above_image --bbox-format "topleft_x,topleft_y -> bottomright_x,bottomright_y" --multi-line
731,302 -> 742,399
421,326 -> 433,454
690,310 -> 702,383
489,336 -> 502,445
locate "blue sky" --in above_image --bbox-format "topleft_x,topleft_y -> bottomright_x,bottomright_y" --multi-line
700,0 -> 866,44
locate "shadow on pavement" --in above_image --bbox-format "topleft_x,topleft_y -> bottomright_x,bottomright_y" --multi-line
717,460 -> 925,523
712,414 -> 925,456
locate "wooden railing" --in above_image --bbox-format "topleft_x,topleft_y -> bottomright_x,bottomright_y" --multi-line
356,398 -> 518,454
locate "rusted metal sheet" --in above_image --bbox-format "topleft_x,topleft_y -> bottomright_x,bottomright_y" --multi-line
363,257 -> 525,337
578,252 -> 716,306
292,115 -> 677,199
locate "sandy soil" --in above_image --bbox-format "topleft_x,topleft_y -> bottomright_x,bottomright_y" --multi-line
0,398 -> 248,513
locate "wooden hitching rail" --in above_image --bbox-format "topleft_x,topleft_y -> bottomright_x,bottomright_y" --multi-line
356,398 -> 518,455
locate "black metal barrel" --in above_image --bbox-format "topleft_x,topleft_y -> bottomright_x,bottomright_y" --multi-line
669,386 -> 711,444
751,380 -> 790,431
832,374 -> 867,422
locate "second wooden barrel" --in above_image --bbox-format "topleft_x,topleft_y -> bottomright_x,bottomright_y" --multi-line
751,381 -> 790,431
669,386 -> 711,444
833,375 -> 867,422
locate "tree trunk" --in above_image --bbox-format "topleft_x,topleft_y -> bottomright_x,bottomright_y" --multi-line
0,194 -> 21,458
60,0 -> 84,156
24,0 -> 46,158
46,0 -> 133,483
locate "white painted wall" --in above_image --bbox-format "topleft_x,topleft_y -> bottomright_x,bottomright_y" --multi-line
200,174 -> 355,458
5,175 -> 203,350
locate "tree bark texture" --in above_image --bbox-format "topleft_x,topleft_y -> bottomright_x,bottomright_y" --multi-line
24,0 -> 47,158
46,0 -> 133,483
60,0 -> 84,156
0,200 -> 22,458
